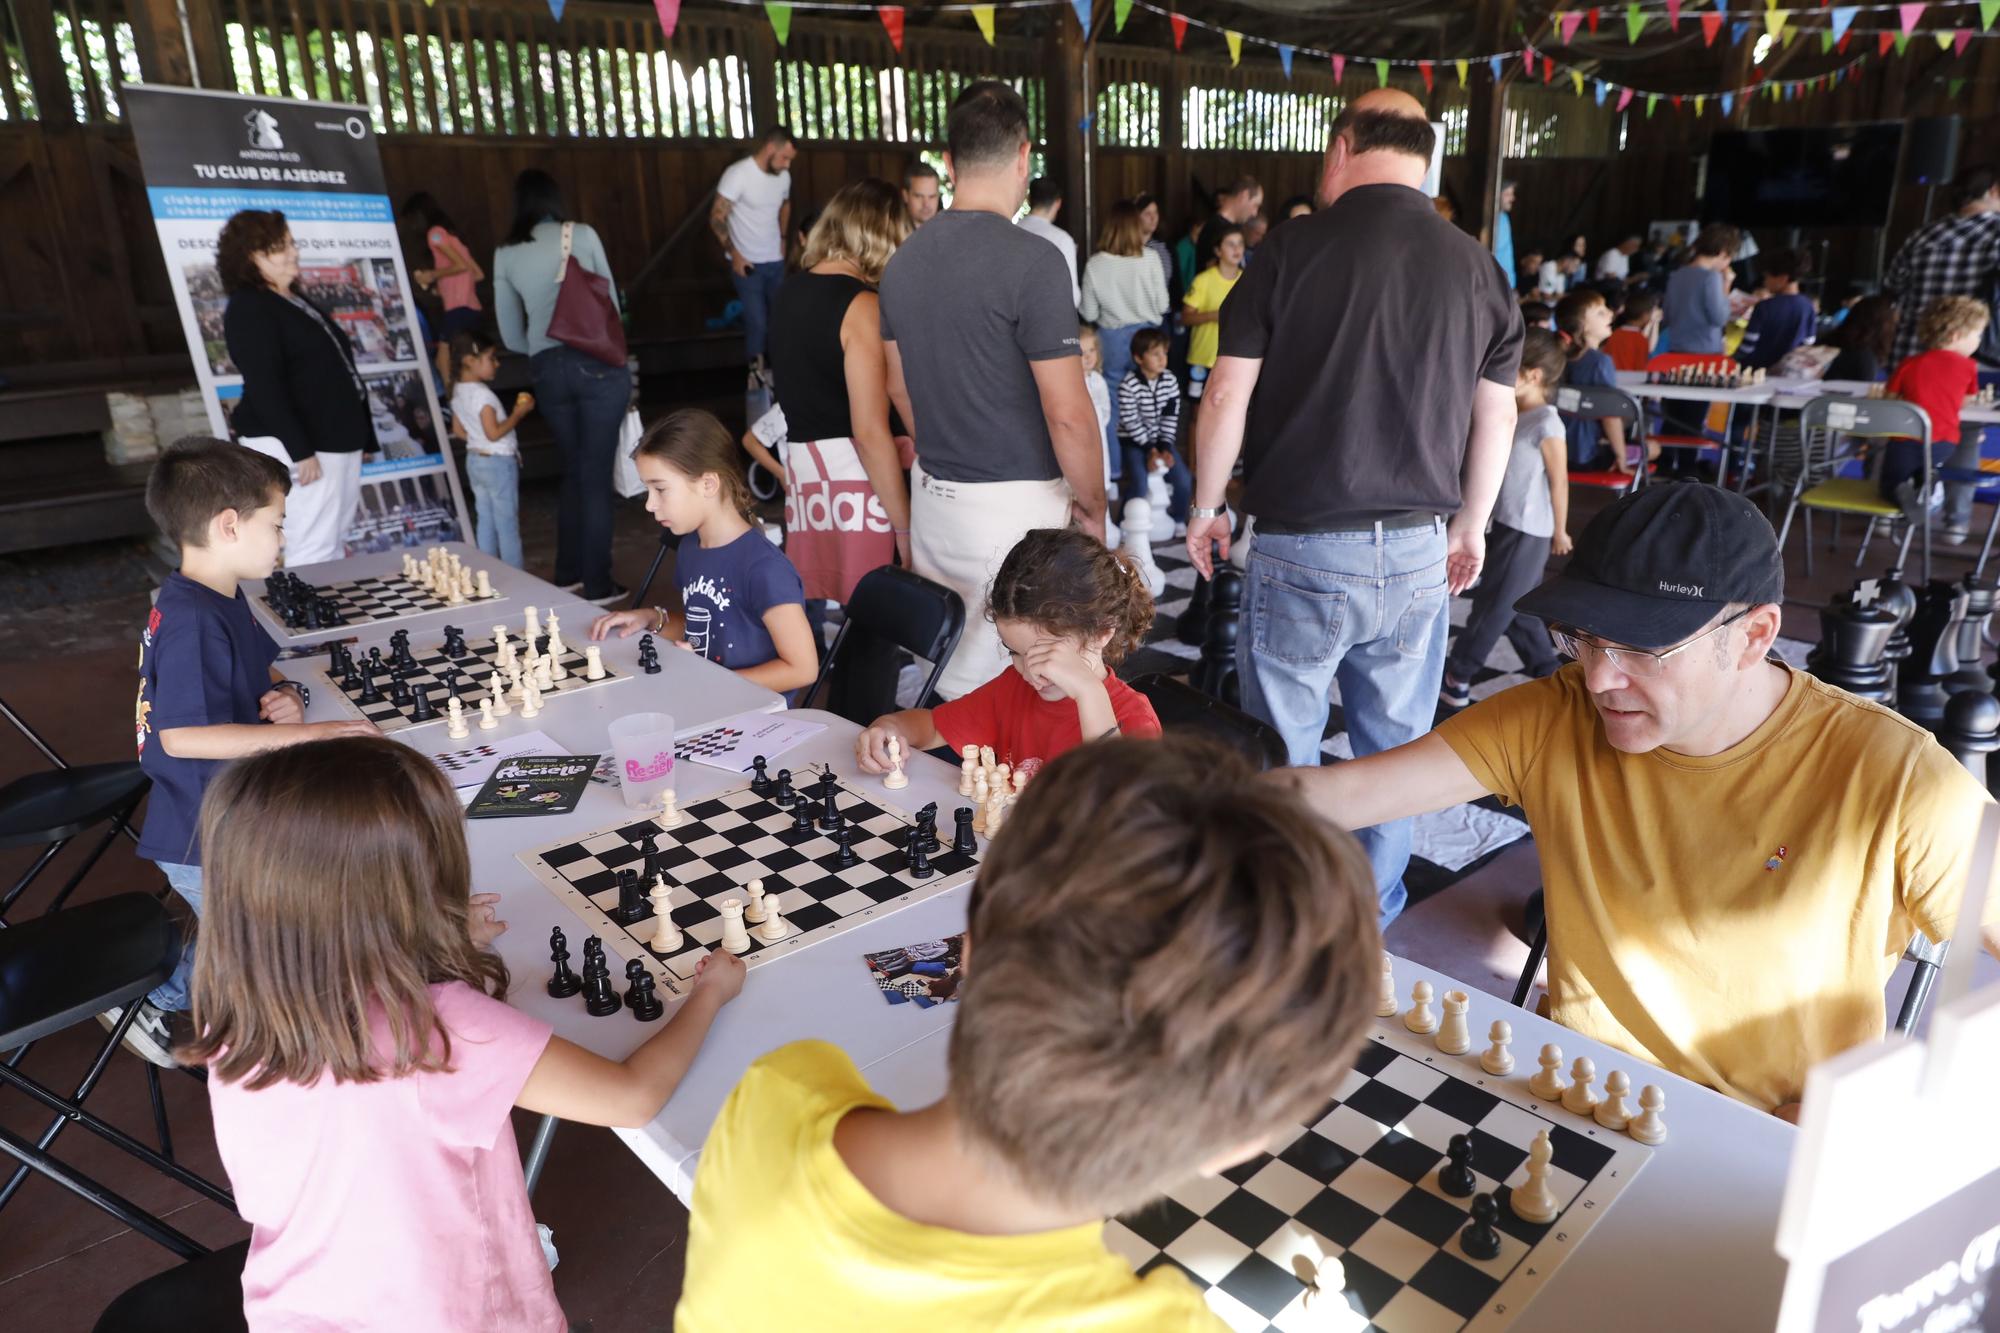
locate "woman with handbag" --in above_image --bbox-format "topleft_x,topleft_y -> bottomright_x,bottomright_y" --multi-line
493,169 -> 629,602
219,209 -> 371,566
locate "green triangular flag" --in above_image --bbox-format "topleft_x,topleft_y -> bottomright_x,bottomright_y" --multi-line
1114,0 -> 1132,31
765,0 -> 791,44
1646,92 -> 1658,116
1984,0 -> 2000,31
1626,1 -> 1645,42
1821,30 -> 1834,52
1374,57 -> 1390,86
1951,77 -> 1968,98
1895,32 -> 1910,55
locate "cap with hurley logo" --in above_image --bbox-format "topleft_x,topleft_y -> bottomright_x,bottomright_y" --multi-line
1514,480 -> 1784,651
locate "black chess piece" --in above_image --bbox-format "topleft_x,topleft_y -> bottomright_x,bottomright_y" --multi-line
546,927 -> 583,998
1941,690 -> 2000,787
390,630 -> 416,671
834,823 -> 858,868
774,768 -> 797,807
409,683 -> 437,721
303,598 -> 323,630
749,755 -> 773,797
390,675 -> 413,707
627,963 -> 664,1022
916,804 -> 941,854
582,937 -> 622,1017
439,668 -> 462,701
1458,1193 -> 1503,1261
442,625 -> 467,658
907,839 -> 933,879
791,798 -> 816,832
1193,567 -> 1244,705
343,665 -> 366,693
637,634 -> 662,674
952,806 -> 977,855
356,663 -> 384,704
1806,587 -> 1896,705
1947,575 -> 1997,696
1176,563 -> 1215,645
318,596 -> 342,627
1898,580 -> 1966,728
1439,1134 -> 1477,1197
818,781 -> 842,831
611,867 -> 647,925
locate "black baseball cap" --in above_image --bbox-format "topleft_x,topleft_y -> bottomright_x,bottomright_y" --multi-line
1514,481 -> 1784,650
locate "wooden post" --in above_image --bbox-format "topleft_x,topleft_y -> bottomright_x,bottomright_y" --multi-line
1044,3 -> 1091,249
127,0 -> 197,86
1161,46 -> 1184,229
1460,0 -> 1519,252
748,20 -> 779,135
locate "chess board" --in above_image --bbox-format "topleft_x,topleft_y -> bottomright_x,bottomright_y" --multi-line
316,631 -> 628,735
1103,1019 -> 1652,1333
675,725 -> 745,760
255,572 -> 504,639
517,766 -> 977,996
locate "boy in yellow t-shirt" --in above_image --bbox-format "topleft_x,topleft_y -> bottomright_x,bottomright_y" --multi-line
1179,223 -> 1244,404
675,736 -> 1383,1332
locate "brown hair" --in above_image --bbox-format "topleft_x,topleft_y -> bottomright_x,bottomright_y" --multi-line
987,528 -> 1154,664
145,436 -> 291,550
180,737 -> 509,1089
634,408 -> 756,521
216,209 -> 293,295
800,177 -> 911,284
446,329 -> 501,389
1617,289 -> 1660,327
1130,326 -> 1171,361
1097,201 -> 1147,257
1918,294 -> 1990,351
1517,326 -> 1568,387
1554,288 -> 1608,360
1690,223 -> 1741,260
1838,294 -> 1897,363
1329,105 -> 1438,162
950,737 -> 1382,1214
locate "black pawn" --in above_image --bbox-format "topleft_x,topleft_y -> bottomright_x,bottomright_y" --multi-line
582,938 -> 622,1016
622,958 -> 647,1008
342,665 -> 366,693
834,823 -> 858,868
389,675 -> 412,707
773,768 -> 797,807
1940,690 -> 2000,787
818,782 -> 842,831
628,965 -> 664,1022
750,755 -> 772,796
637,833 -> 661,878
1176,561 -> 1215,645
952,806 -> 977,856
791,798 -> 816,832
1439,1133 -> 1476,1197
1193,567 -> 1244,705
408,683 -> 436,721
1459,1193 -> 1503,1261
907,839 -> 933,879
546,928 -> 582,998
356,664 -> 384,704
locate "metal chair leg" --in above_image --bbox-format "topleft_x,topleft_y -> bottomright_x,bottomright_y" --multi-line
1803,509 -> 1816,578
0,1123 -> 207,1260
1855,517 -> 1877,568
1511,922 -> 1549,1009
523,1114 -> 560,1198
1977,499 -> 2000,579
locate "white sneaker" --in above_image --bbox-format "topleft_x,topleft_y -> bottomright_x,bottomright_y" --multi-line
96,999 -> 179,1068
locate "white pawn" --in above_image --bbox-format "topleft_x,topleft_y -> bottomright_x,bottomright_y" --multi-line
993,762 -> 1011,797
1011,768 -> 1029,802
507,661 -> 525,701
446,696 -> 468,739
478,697 -> 497,730
585,646 -> 606,680
1529,1043 -> 1569,1100
1561,1057 -> 1603,1115
401,552 -> 417,580
1509,1130 -> 1559,1224
1479,1020 -> 1514,1076
658,788 -> 683,828
1629,1085 -> 1668,1145
489,675 -> 511,717
475,569 -> 493,598
1594,1070 -> 1634,1131
492,625 -> 511,660
1435,989 -> 1472,1055
1121,499 -> 1167,597
549,649 -> 569,682
958,745 -> 978,796
758,895 -> 789,943
717,899 -> 752,954
1375,951 -> 1398,1017
519,679 -> 541,719
649,883 -> 682,952
883,736 -> 908,789
1403,980 -> 1438,1035
1146,464 -> 1176,542
742,878 -> 769,924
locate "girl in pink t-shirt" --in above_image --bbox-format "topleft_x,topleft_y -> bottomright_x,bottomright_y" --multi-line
184,736 -> 744,1333
401,192 -> 484,337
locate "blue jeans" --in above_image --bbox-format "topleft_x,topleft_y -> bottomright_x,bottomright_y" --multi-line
1098,322 -> 1147,478
731,261 -> 786,363
466,452 -> 524,568
1119,441 -> 1192,521
150,861 -> 203,1011
532,345 -> 629,597
1237,521 -> 1450,927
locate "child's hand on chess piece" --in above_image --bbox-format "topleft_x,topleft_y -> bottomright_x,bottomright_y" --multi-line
590,609 -> 654,640
690,948 -> 747,1003
855,721 -> 905,774
467,892 -> 508,949
258,684 -> 306,725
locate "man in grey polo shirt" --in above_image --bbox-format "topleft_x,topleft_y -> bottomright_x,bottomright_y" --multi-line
880,81 -> 1106,699
1186,88 -> 1523,925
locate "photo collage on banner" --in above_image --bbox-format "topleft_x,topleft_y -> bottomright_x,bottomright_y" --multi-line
125,85 -> 470,556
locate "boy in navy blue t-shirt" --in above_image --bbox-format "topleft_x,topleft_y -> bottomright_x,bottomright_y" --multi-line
123,438 -> 372,1064
1734,248 -> 1817,371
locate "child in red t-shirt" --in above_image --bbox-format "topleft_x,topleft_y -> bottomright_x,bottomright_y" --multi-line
1881,294 -> 1989,542
855,529 -> 1161,781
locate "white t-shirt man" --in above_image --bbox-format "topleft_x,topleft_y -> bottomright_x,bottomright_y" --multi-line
717,156 -> 791,265
1017,213 -> 1080,308
1595,247 -> 1630,281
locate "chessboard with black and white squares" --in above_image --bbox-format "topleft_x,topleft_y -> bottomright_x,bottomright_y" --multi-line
516,768 -> 978,996
1102,1025 -> 1651,1333
316,630 -> 628,734
255,573 -> 503,639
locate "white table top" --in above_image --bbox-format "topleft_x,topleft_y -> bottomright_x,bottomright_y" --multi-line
247,540 -> 549,647
1612,369 -> 1785,405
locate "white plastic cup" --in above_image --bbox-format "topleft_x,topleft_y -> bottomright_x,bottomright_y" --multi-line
608,711 -> 676,810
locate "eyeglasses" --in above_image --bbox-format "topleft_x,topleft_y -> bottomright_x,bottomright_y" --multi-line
1547,607 -> 1752,679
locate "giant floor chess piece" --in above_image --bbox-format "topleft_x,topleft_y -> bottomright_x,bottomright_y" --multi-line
1176,560 -> 1215,646
1940,689 -> 2000,788
1807,579 -> 1896,705
1191,566 -> 1243,705
1121,498 -> 1167,598
1947,575 -> 1997,696
1145,464 -> 1176,542
1897,579 -> 1966,729
1877,564 -> 1917,687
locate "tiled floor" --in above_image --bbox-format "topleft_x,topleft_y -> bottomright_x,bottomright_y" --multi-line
2,480 -> 1997,1330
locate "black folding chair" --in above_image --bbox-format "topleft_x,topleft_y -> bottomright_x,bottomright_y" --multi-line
0,696 -> 152,921
0,893 -> 235,1255
1130,673 -> 1287,771
1554,384 -> 1651,495
627,527 -> 683,611
804,566 -> 965,725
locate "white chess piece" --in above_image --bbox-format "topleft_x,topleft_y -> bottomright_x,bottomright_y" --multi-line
446,696 -> 468,739
658,789 -> 683,828
1011,768 -> 1028,802
1561,1057 -> 1603,1115
984,791 -> 1007,836
1529,1044 -> 1569,1100
1375,952 -> 1398,1017
1436,990 -> 1472,1055
478,697 -> 497,730
1403,980 -> 1438,1035
524,606 -> 541,645
1145,464 -> 1176,542
507,661 -> 525,702
1594,1070 -> 1634,1131
402,552 -> 417,580
545,611 -> 562,653
649,883 -> 682,952
488,677 -> 511,717
534,656 -> 555,691
549,647 -> 569,681
1479,1020 -> 1514,1076
585,646 -> 606,680
884,736 -> 909,788
475,569 -> 493,598
1629,1085 -> 1668,1144
757,895 -> 789,943
958,745 -> 978,796
1121,498 -> 1167,597
1509,1130 -> 1559,1224
717,899 -> 752,954
743,878 -> 769,925
519,680 -> 541,719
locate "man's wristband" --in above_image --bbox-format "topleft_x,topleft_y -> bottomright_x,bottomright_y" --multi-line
1188,504 -> 1228,520
278,679 -> 311,709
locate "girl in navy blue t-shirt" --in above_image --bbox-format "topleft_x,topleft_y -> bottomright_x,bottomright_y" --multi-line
1556,289 -> 1660,475
589,409 -> 816,695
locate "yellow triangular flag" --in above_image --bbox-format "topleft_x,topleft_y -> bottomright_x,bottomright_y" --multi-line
1226,30 -> 1242,66
1764,8 -> 1786,39
1694,93 -> 1706,114
1936,30 -> 1955,50
1454,58 -> 1469,86
1570,70 -> 1584,94
971,3 -> 994,43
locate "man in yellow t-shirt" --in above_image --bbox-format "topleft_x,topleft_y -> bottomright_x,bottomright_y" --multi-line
1284,483 -> 2000,1117
675,737 -> 1384,1331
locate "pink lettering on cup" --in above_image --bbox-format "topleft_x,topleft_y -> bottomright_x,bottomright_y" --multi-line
626,751 -> 674,782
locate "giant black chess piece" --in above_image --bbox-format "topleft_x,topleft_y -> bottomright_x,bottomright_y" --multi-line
1176,563 -> 1215,646
1878,564 -> 1918,693
1192,566 -> 1244,705
1947,575 -> 1998,696
1897,580 -> 1966,730
1940,690 -> 2000,788
1806,584 -> 1896,705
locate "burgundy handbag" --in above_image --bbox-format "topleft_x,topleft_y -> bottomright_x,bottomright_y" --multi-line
547,221 -> 628,367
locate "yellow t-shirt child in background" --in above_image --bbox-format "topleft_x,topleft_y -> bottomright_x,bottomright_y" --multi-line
1184,266 -> 1240,369
1436,663 -> 1998,1111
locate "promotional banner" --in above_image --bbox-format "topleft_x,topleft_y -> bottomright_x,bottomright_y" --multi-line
124,84 -> 470,557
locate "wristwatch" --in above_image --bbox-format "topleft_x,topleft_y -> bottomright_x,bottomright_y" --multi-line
1188,505 -> 1228,520
278,679 -> 311,709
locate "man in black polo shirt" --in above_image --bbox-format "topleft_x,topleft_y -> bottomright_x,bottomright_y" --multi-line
1186,88 -> 1523,925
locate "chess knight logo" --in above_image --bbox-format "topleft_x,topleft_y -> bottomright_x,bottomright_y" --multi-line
244,108 -> 283,150
626,750 -> 674,782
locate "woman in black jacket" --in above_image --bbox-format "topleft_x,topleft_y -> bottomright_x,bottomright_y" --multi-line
219,209 -> 372,565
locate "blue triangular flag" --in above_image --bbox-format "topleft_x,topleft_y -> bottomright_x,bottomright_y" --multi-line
1489,55 -> 1503,79
1829,7 -> 1857,42
1078,113 -> 1093,135
1278,44 -> 1294,78
1720,92 -> 1734,115
548,0 -> 566,18
1594,79 -> 1608,105
1069,0 -> 1090,35
1730,20 -> 1748,43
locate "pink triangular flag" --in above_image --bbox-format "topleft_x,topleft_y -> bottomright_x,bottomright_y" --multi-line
1330,53 -> 1346,83
878,5 -> 904,50
1955,28 -> 1973,56
1616,86 -> 1633,111
1666,0 -> 1681,29
653,0 -> 680,40
1561,11 -> 1584,42
1899,2 -> 1926,38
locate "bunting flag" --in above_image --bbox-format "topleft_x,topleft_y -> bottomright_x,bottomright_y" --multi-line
1587,6 -> 1600,33
1898,3 -> 1925,38
1489,55 -> 1502,81
1523,46 -> 1535,74
1694,94 -> 1706,115
1560,10 -> 1584,43
1543,54 -> 1555,83
1375,57 -> 1391,86
1721,92 -> 1734,116
1985,0 -> 2000,32
1594,78 -> 1608,105
1114,0 -> 1132,32
1951,76 -> 1968,98
972,4 -> 995,43
1616,86 -> 1634,110
1279,44 -> 1294,78
1896,32 -> 1911,54
1626,2 -> 1645,42
1570,69 -> 1585,95
878,4 -> 903,51
1455,58 -> 1469,87
1830,7 -> 1857,44
765,0 -> 790,43
548,0 -> 565,19
1731,21 -> 1749,44
1700,11 -> 1723,45
1418,60 -> 1433,91
1069,0 -> 1090,37
1672,93 -> 1683,109
1332,53 -> 1346,83
1764,7 -> 1787,40
1878,30 -> 1896,55
1839,33 -> 1851,52
1782,27 -> 1797,47
1646,92 -> 1659,116
1820,30 -> 1834,53
1225,29 -> 1242,65
653,0 -> 681,40
1169,12 -> 1186,49
1935,30 -> 1952,50
1956,29 -> 1974,56
1667,0 -> 1681,29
